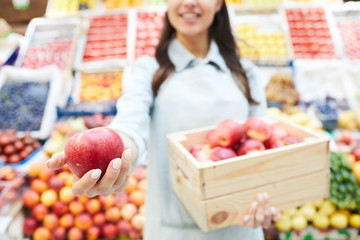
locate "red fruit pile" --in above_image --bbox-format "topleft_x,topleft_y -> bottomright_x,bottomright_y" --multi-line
286,8 -> 337,60
84,14 -> 128,62
135,11 -> 165,58
0,130 -> 41,164
337,22 -> 360,60
190,117 -> 299,163
23,161 -> 147,240
0,166 -> 25,210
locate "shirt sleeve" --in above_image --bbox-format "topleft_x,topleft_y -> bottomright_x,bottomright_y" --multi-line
241,59 -> 268,117
108,56 -> 158,165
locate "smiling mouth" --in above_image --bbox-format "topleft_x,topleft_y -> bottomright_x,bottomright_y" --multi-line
180,13 -> 201,19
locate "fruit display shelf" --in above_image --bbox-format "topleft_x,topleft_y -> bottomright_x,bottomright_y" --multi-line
0,66 -> 62,139
74,11 -> 134,69
134,9 -> 165,59
45,0 -> 97,17
231,9 -> 292,66
283,6 -> 340,60
103,0 -> 144,9
332,7 -> 360,61
167,116 -> 329,232
16,17 -> 81,72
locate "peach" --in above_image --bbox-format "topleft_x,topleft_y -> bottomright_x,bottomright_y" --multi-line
57,171 -> 71,182
69,201 -> 85,215
28,161 -> 44,178
125,176 -> 138,194
103,223 -> 117,239
87,226 -> 101,240
43,213 -> 59,230
30,179 -> 49,193
206,129 -> 220,148
52,201 -> 69,216
75,213 -> 92,230
38,168 -> 56,182
131,214 -> 145,230
105,206 -> 122,223
52,226 -> 66,240
41,189 -> 58,207
139,205 -> 145,215
23,217 -> 39,236
48,176 -> 65,191
78,195 -> 89,204
67,227 -> 84,240
59,186 -> 75,203
85,198 -> 101,215
237,139 -> 265,156
129,228 -> 142,239
129,190 -> 145,207
117,219 -> 131,237
121,203 -> 138,221
31,203 -> 49,221
23,189 -> 40,207
99,194 -> 115,209
59,213 -> 74,229
138,179 -> 147,192
33,227 -> 52,240
93,212 -> 106,226
115,192 -> 129,208
209,147 -> 237,162
132,166 -> 147,181
65,127 -> 125,178
244,116 -> 271,142
215,119 -> 244,148
65,173 -> 74,187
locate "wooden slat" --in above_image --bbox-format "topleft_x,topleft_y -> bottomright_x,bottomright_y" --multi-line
205,170 -> 329,231
202,140 -> 329,198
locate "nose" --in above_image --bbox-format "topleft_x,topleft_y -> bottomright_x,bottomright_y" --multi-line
183,0 -> 197,7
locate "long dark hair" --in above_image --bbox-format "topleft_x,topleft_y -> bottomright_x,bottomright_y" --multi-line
152,2 -> 258,104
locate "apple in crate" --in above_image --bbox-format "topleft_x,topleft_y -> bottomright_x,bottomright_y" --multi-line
244,116 -> 271,142
265,125 -> 288,148
237,139 -> 265,156
64,127 -> 125,178
214,119 -> 244,147
209,147 -> 237,162
206,130 -> 219,148
190,144 -> 211,162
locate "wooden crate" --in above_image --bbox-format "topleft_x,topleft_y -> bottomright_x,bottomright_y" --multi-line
166,116 -> 330,232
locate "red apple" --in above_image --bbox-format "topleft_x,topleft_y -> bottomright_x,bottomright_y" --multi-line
190,144 -> 210,162
117,220 -> 131,237
215,119 -> 244,148
132,166 -> 147,181
67,227 -> 83,240
206,129 -> 220,148
339,131 -> 354,146
52,201 -> 69,216
209,147 -> 237,162
23,189 -> 40,207
103,223 -> 117,239
115,191 -> 129,208
265,125 -> 288,148
87,226 -> 101,240
93,212 -> 106,226
352,147 -> 360,161
23,217 -> 39,236
52,226 -> 66,240
48,176 -> 65,191
244,116 -> 271,142
32,203 -> 49,221
237,139 -> 265,156
281,136 -> 299,145
64,127 -> 125,178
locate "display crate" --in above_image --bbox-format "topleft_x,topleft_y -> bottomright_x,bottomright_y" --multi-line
134,9 -> 165,59
231,8 -> 293,66
167,116 -> 330,232
0,66 -> 62,139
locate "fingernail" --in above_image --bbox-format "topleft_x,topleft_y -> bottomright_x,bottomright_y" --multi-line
258,194 -> 263,203
270,206 -> 276,215
243,215 -> 250,223
113,158 -> 121,170
91,169 -> 102,179
252,201 -> 257,210
125,149 -> 131,162
263,192 -> 269,200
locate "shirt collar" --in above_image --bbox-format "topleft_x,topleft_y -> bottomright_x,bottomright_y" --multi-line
168,38 -> 227,72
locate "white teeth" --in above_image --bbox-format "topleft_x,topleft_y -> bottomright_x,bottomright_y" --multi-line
182,13 -> 197,19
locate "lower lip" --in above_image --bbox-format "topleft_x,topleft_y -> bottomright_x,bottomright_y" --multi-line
181,16 -> 200,24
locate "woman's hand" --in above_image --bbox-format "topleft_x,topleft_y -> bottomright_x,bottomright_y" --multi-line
238,192 -> 281,229
45,144 -> 133,198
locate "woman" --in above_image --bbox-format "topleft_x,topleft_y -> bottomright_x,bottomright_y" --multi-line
46,0 -> 281,239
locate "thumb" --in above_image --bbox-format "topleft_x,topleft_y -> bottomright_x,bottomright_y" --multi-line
45,151 -> 66,170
